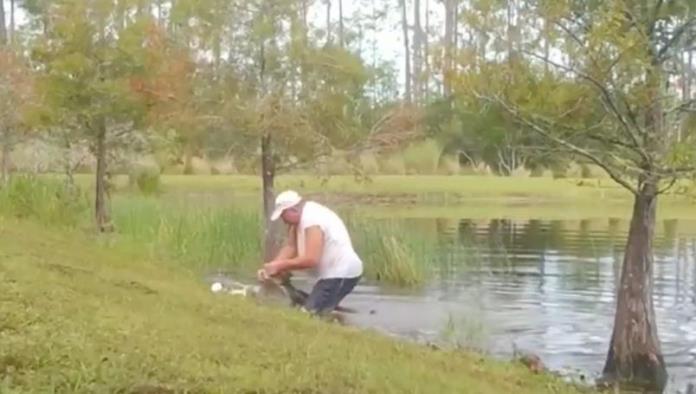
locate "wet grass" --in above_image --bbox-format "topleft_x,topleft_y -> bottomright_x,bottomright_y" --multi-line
0,219 -> 593,393
347,217 -> 435,287
440,309 -> 491,353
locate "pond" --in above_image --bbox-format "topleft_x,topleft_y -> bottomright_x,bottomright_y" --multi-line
288,213 -> 696,394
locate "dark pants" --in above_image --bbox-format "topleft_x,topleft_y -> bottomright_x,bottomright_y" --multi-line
304,276 -> 360,315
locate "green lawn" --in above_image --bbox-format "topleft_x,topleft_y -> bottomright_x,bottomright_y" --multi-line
0,218 -> 593,393
72,173 -> 695,221
71,173 -> 647,201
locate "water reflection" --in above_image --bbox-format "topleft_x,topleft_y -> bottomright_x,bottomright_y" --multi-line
339,217 -> 696,394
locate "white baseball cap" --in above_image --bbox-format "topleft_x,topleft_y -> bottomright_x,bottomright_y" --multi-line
270,190 -> 302,221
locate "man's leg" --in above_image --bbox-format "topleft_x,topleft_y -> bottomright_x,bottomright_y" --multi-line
304,276 -> 360,316
336,275 -> 360,302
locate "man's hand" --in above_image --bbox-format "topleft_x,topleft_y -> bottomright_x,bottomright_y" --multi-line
257,268 -> 270,282
263,260 -> 286,277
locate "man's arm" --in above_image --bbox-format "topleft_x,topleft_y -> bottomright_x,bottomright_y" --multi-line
259,225 -> 299,281
271,225 -> 298,261
272,226 -> 323,272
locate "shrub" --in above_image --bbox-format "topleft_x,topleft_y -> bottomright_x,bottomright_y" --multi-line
129,164 -> 161,195
0,175 -> 89,226
402,139 -> 441,175
358,153 -> 380,175
438,155 -> 460,175
378,154 -> 406,175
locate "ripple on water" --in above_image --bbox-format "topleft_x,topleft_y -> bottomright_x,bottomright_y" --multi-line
347,217 -> 696,394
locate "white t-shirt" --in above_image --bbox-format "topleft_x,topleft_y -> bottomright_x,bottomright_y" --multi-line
295,201 -> 363,279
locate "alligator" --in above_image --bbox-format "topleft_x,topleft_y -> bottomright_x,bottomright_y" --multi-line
209,272 -> 357,314
268,272 -> 358,314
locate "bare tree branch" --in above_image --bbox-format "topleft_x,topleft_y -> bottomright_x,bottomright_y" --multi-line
656,165 -> 696,177
555,19 -> 646,136
648,0 -> 665,37
667,98 -> 696,114
521,49 -> 650,163
555,20 -> 586,48
585,133 -> 643,152
656,176 -> 678,195
657,19 -> 696,62
476,91 -> 640,195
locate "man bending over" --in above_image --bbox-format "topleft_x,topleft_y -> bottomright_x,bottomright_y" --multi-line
258,190 -> 363,315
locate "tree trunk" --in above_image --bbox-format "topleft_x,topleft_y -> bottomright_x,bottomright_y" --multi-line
261,132 -> 282,261
506,0 -> 515,66
413,0 -> 423,104
62,133 -> 76,188
687,50 -> 693,101
601,182 -> 667,392
94,121 -> 112,232
369,1 -> 378,108
325,0 -> 332,46
424,0 -> 430,101
399,0 -> 411,103
452,0 -> 458,52
1,129 -> 10,186
543,17 -> 550,75
443,0 -> 455,97
0,0 -> 7,45
9,0 -> 15,44
183,141 -> 194,174
338,0 -> 344,47
682,52 -> 689,103
301,0 -> 308,33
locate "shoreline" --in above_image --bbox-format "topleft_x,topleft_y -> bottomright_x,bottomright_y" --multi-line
0,217 -> 594,393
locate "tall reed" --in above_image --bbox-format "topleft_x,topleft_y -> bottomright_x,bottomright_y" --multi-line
0,176 -> 437,287
346,216 -> 435,287
0,175 -> 89,227
111,196 -> 262,272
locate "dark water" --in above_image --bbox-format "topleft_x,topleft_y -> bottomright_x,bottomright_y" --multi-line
304,217 -> 696,393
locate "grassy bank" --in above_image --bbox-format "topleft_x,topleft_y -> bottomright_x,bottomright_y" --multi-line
0,219 -> 591,393
71,173 -> 647,201
357,199 -> 696,221
65,173 -> 696,208
0,176 -> 434,286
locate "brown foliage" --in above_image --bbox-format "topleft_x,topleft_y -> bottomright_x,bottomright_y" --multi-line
361,103 -> 425,154
128,22 -> 197,130
0,49 -> 34,131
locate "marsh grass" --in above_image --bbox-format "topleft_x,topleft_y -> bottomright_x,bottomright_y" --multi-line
0,177 -> 434,286
112,198 -> 434,285
0,175 -> 89,227
347,216 -> 435,287
439,309 -> 491,353
111,196 -> 261,272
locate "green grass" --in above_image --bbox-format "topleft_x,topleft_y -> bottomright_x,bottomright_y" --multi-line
401,139 -> 442,174
111,195 -> 262,273
66,173 -> 696,204
110,198 -> 436,287
347,217 -> 435,287
0,176 -> 90,226
356,199 -> 696,221
0,218 -> 593,393
0,177 -> 437,286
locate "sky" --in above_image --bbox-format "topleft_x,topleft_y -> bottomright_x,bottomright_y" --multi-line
308,0 -> 446,84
